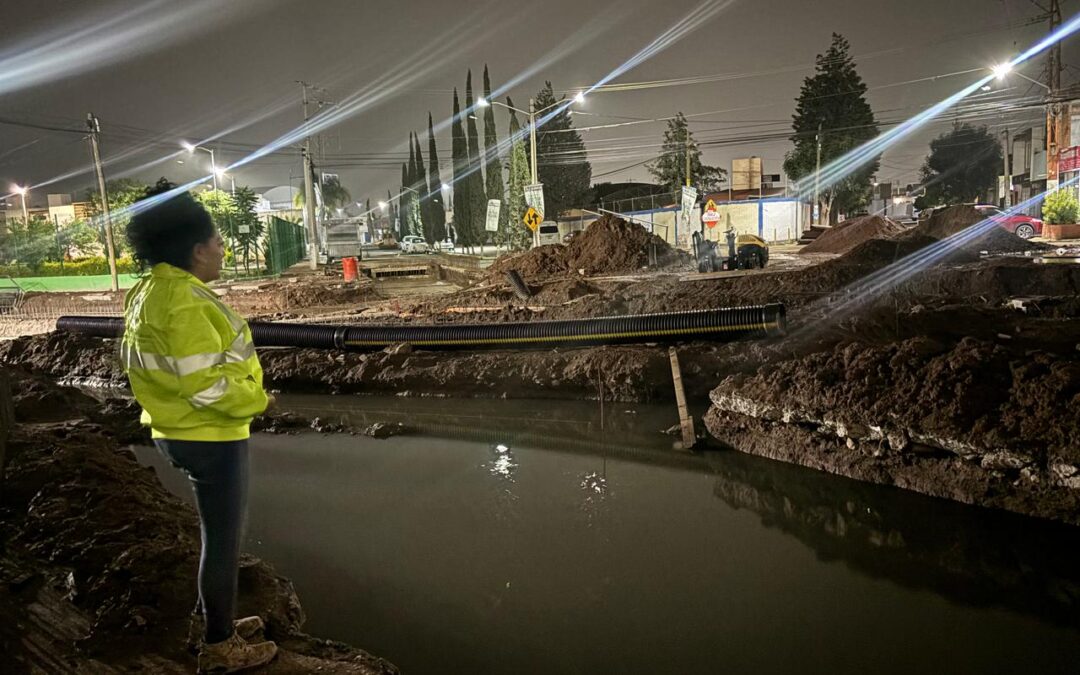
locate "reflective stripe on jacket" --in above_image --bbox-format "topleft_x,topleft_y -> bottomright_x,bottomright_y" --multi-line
121,263 -> 267,441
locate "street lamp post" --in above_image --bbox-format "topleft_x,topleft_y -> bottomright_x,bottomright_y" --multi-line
476,91 -> 585,247
12,185 -> 28,225
216,169 -> 235,194
182,142 -> 218,190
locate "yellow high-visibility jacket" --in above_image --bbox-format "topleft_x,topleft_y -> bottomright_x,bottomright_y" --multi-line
121,263 -> 268,441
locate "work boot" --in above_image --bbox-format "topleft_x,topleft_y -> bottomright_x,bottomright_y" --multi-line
197,632 -> 278,674
187,615 -> 266,652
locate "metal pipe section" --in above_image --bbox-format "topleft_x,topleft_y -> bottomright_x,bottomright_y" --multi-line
57,304 -> 786,351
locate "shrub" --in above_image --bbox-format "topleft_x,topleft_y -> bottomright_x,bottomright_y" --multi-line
1042,188 -> 1079,225
0,257 -> 139,278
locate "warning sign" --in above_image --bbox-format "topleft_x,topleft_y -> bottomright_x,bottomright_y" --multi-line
701,198 -> 720,228
523,206 -> 542,231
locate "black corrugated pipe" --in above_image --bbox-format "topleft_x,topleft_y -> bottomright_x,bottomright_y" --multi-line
56,304 -> 786,351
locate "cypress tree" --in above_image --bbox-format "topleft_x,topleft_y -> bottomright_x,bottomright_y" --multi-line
399,161 -> 411,238
427,112 -> 447,242
413,132 -> 432,242
482,65 -> 506,243
465,69 -> 487,250
451,87 -> 468,248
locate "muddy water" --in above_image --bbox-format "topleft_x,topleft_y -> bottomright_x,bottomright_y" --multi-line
132,396 -> 1080,675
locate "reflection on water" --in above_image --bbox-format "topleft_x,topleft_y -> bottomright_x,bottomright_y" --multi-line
132,394 -> 1080,675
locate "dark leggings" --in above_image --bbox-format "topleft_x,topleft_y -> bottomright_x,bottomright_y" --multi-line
155,438 -> 249,644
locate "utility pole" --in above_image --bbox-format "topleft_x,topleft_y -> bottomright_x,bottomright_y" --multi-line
528,97 -> 539,248
813,122 -> 823,225
299,82 -> 318,270
1002,128 -> 1012,208
1046,0 -> 1065,188
86,113 -> 119,292
685,131 -> 692,188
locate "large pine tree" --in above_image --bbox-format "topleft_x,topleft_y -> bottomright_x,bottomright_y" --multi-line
505,98 -> 533,251
783,33 -> 879,224
450,88 -> 468,247
427,112 -> 447,242
482,65 -> 506,243
530,81 -> 591,218
917,123 -> 1002,208
647,112 -> 726,194
464,70 -> 487,250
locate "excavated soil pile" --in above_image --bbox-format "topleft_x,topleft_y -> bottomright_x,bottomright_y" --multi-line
0,370 -> 399,673
906,205 -> 1049,254
488,245 -> 570,280
565,215 -> 689,275
705,337 -> 1080,524
227,279 -> 380,314
799,215 -> 905,255
489,216 -> 689,281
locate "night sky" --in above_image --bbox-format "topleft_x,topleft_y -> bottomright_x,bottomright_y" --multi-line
2,0 -> 1076,206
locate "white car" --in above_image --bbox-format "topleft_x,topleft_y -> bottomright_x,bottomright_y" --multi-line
536,222 -> 561,246
399,235 -> 430,254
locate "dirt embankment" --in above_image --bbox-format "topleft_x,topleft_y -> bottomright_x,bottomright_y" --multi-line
0,370 -> 398,673
799,215 -> 905,254
488,215 -> 691,281
904,204 -> 1051,254
705,337 -> 1080,525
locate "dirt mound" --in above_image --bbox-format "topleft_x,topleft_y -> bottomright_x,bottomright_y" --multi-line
489,216 -> 689,281
0,373 -> 399,672
800,215 -> 904,255
566,215 -> 687,275
488,245 -> 570,280
906,205 -> 1048,254
834,233 -> 965,266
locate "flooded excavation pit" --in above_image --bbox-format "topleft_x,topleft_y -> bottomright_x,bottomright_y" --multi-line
131,396 -> 1080,675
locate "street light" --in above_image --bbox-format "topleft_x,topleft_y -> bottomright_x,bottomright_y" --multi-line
476,92 -> 585,246
990,62 -> 1050,90
182,141 -> 218,190
11,184 -> 28,225
215,168 -> 235,194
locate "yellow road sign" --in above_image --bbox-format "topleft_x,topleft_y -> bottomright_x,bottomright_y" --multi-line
523,206 -> 542,231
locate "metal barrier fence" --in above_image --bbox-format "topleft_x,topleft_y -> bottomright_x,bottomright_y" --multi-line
264,216 -> 306,276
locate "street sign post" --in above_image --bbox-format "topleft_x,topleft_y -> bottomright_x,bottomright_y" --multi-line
524,183 -> 545,218
680,186 -> 698,230
485,199 -> 501,232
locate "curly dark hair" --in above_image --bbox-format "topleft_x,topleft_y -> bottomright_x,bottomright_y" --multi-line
126,178 -> 215,270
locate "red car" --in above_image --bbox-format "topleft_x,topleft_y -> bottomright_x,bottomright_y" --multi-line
974,204 -> 1043,239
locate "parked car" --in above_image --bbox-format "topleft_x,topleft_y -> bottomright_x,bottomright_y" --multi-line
973,204 -> 1043,239
562,230 -> 581,244
536,222 -> 561,246
399,235 -> 431,254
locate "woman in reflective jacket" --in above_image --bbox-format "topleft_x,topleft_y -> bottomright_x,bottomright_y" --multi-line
122,180 -> 277,674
